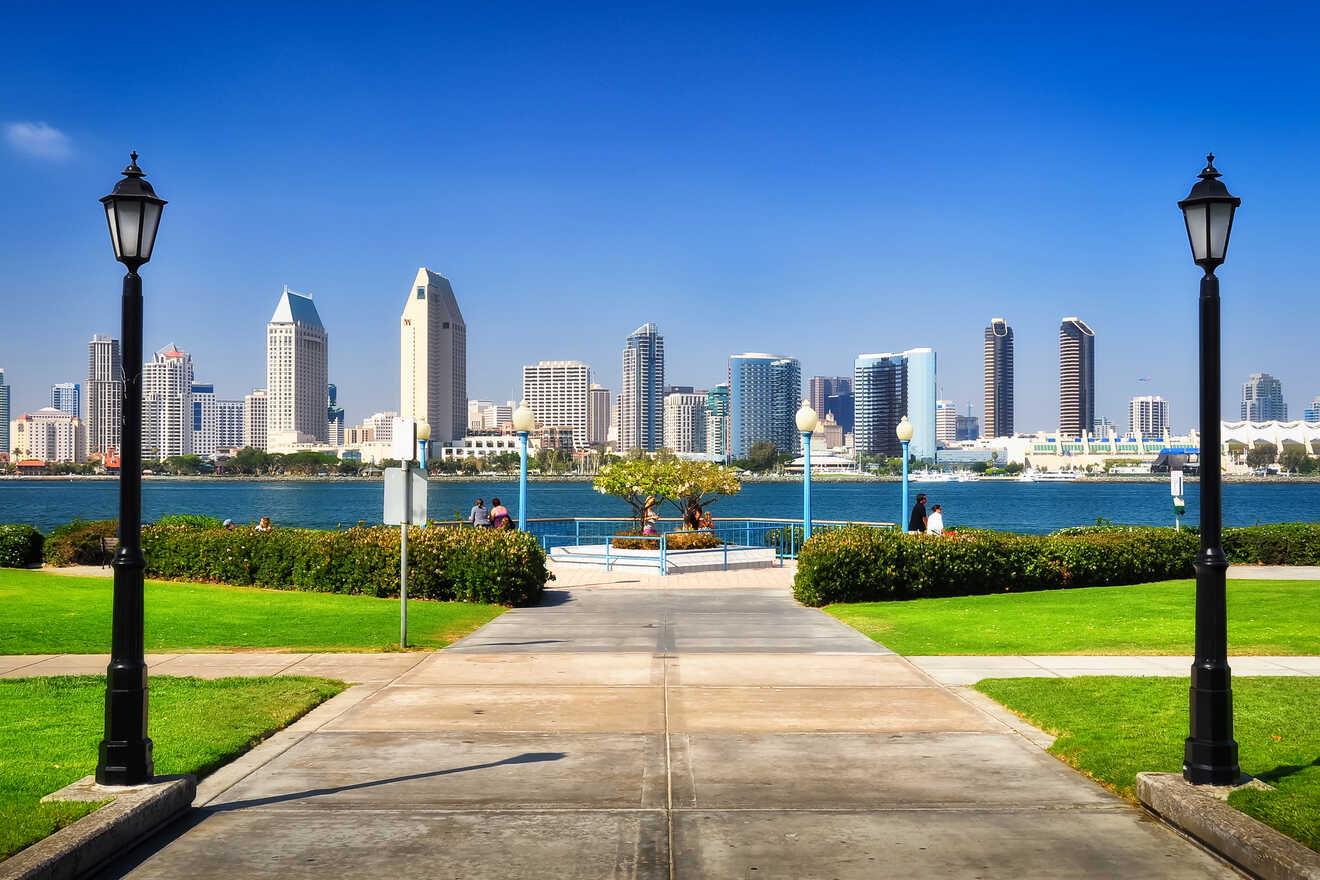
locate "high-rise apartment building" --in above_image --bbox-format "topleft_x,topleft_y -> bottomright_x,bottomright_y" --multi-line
664,390 -> 708,454
1129,395 -> 1170,437
808,377 -> 851,418
935,400 -> 958,446
189,384 -> 218,457
621,323 -> 664,452
401,268 -> 466,443
268,286 -> 329,447
589,385 -> 610,446
853,348 -> 937,459
87,335 -> 122,455
50,383 -> 81,419
9,408 -> 86,462
984,318 -> 1014,438
1241,373 -> 1287,422
522,360 -> 591,449
242,389 -> 267,450
706,384 -> 729,462
0,369 -> 10,455
728,353 -> 801,459
143,344 -> 193,460
217,399 -> 244,450
1059,317 -> 1096,437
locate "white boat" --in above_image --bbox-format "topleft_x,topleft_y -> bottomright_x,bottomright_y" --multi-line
1015,473 -> 1037,482
908,470 -> 955,482
1035,471 -> 1080,482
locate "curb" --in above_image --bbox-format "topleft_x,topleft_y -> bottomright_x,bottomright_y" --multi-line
0,775 -> 195,880
1137,772 -> 1320,880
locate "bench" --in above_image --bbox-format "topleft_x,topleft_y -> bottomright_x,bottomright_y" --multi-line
100,535 -> 119,567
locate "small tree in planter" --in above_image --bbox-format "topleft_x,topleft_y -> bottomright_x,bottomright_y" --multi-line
665,460 -> 742,527
593,457 -> 680,531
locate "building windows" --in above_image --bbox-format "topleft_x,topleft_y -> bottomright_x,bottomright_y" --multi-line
417,287 -> 425,299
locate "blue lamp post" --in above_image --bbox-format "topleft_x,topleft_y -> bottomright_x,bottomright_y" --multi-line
416,420 -> 431,472
795,400 -> 818,542
512,401 -> 535,530
896,415 -> 914,531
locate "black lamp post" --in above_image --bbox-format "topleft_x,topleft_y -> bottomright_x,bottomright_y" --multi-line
1178,153 -> 1240,786
96,153 -> 165,786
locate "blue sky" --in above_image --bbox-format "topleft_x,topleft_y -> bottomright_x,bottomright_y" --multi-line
3,1 -> 1318,433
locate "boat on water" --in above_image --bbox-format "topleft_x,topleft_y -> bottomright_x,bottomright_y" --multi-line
908,470 -> 956,482
1034,471 -> 1081,482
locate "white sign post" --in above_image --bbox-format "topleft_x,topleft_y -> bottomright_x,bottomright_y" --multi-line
1170,469 -> 1185,532
383,419 -> 427,647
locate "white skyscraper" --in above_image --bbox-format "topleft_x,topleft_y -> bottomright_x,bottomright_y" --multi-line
664,390 -> 708,454
267,287 -> 329,447
935,400 -> 958,446
1129,395 -> 1171,437
87,335 -> 122,455
142,344 -> 193,460
243,389 -> 267,450
621,323 -> 664,452
401,268 -> 467,442
189,384 -> 218,457
522,360 -> 591,449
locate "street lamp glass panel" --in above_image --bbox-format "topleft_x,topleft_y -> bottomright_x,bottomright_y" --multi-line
139,201 -> 163,261
103,202 -> 121,260
1209,201 -> 1234,261
114,199 -> 143,260
1182,203 -> 1208,263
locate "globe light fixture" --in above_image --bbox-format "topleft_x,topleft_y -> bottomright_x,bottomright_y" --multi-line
795,401 -> 818,434
416,420 -> 431,470
896,416 -> 914,531
513,402 -> 535,530
512,400 -> 535,433
796,401 -> 817,541
895,415 -> 914,443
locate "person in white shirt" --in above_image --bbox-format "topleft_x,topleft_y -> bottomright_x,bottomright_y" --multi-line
926,504 -> 944,535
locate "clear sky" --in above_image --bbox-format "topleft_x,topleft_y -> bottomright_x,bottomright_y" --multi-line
3,2 -> 1318,433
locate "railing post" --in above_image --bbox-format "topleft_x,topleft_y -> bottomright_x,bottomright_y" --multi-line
575,518 -> 580,546
660,532 -> 667,576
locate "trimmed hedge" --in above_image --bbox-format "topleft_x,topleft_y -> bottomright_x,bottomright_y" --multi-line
611,531 -> 722,550
43,519 -> 117,566
793,526 -> 1200,606
1224,523 -> 1320,565
0,525 -> 44,567
140,524 -> 549,606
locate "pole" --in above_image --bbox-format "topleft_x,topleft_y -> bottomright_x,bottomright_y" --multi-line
518,431 -> 529,530
802,430 -> 813,542
1184,270 -> 1238,785
400,458 -> 409,649
98,270 -> 153,785
900,439 -> 910,532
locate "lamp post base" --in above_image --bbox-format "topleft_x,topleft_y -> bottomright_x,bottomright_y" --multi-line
96,662 -> 153,785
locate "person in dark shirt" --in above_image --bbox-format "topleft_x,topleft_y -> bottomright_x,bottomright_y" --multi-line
907,493 -> 928,533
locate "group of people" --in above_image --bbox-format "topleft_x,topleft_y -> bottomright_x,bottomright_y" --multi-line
907,493 -> 945,535
468,498 -> 513,529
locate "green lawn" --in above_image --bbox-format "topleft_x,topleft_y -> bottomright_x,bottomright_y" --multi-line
826,579 -> 1319,655
976,676 -> 1320,851
0,675 -> 344,860
0,569 -> 504,654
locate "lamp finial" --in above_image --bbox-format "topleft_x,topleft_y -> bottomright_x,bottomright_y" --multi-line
1198,153 -> 1221,180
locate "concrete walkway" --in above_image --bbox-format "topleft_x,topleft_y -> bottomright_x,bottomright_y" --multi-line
91,586 -> 1241,879
910,654 -> 1320,686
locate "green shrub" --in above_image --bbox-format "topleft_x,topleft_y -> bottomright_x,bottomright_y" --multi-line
665,531 -> 722,550
43,519 -> 118,566
0,524 -> 44,567
155,513 -> 225,529
1224,523 -> 1320,565
139,523 -> 548,606
793,525 -> 1199,606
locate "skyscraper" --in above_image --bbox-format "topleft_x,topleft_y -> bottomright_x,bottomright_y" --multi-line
807,376 -> 851,418
904,348 -> 937,459
728,353 -> 801,459
1129,395 -> 1170,436
328,384 -> 345,446
589,384 -> 611,446
984,318 -> 1014,438
523,360 -> 591,449
243,389 -> 267,450
142,343 -> 193,459
217,399 -> 244,450
620,323 -> 664,452
853,348 -> 937,459
267,286 -> 329,446
935,400 -> 957,446
400,268 -> 466,443
1059,317 -> 1096,437
1304,396 -> 1320,424
1241,373 -> 1287,422
823,392 -> 854,435
663,389 -> 708,454
50,383 -> 81,419
189,383 -> 218,457
0,369 -> 10,455
706,384 -> 729,462
87,334 -> 122,455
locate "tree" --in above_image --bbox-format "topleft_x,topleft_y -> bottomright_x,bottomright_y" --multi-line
460,457 -> 483,474
593,457 -> 680,529
1277,445 -> 1310,474
1245,442 -> 1277,470
746,440 -> 779,472
664,460 -> 742,524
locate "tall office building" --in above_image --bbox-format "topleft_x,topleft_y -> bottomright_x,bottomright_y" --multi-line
189,384 -> 218,457
706,384 -> 729,462
1129,395 -> 1170,437
0,369 -> 10,455
956,411 -> 980,441
1304,396 -> 1320,424
268,286 -> 329,446
87,335 -> 122,455
824,392 -> 854,434
728,353 -> 801,459
589,385 -> 611,446
217,399 -> 244,450
9,408 -> 85,462
935,400 -> 958,446
1059,317 -> 1096,437
984,318 -> 1014,438
141,344 -> 193,459
327,384 -> 345,446
905,348 -> 937,459
853,348 -> 937,459
523,360 -> 591,449
664,390 -> 708,454
50,383 -> 81,419
808,376 -> 851,418
620,323 -> 664,452
242,389 -> 267,450
1241,373 -> 1287,421
401,268 -> 466,443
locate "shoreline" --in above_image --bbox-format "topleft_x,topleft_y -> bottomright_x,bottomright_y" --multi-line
3,474 -> 1320,485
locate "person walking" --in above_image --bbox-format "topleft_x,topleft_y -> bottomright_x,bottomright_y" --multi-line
907,493 -> 927,534
927,503 -> 944,535
469,497 -> 491,527
489,498 -> 511,529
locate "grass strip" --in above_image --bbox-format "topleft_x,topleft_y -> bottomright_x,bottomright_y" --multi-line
976,676 -> 1319,851
826,579 -> 1319,655
0,674 -> 345,860
0,569 -> 504,653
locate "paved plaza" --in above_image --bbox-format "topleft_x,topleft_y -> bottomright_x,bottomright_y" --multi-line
63,578 -> 1252,879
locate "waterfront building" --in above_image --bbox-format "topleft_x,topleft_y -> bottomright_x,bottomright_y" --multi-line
143,344 -> 193,460
854,348 -> 937,459
664,389 -> 708,454
807,376 -> 851,418
936,399 -> 957,446
267,287 -> 329,446
242,389 -> 267,450
1129,395 -> 1171,437
728,353 -> 801,459
824,392 -> 854,434
217,399 -> 244,451
620,322 -> 664,452
0,369 -> 9,455
189,384 -> 218,457
1304,396 -> 1320,424
522,360 -> 591,449
87,335 -> 122,454
984,318 -> 1014,438
1059,317 -> 1095,437
1093,415 -> 1117,438
9,408 -> 86,462
328,384 -> 345,446
50,382 -> 81,419
589,384 -> 611,446
706,384 -> 729,462
1241,372 -> 1287,421
401,268 -> 466,443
